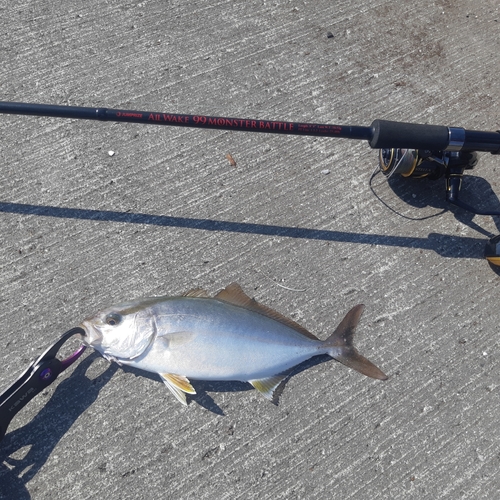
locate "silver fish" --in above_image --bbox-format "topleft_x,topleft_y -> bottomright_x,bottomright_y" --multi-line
80,283 -> 387,405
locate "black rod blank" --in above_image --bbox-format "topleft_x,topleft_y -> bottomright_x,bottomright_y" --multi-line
1,101 -> 499,153
0,101 -> 373,142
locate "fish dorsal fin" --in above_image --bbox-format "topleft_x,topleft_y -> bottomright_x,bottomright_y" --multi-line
215,283 -> 318,341
159,373 -> 196,406
214,282 -> 255,307
249,370 -> 293,405
183,288 -> 211,298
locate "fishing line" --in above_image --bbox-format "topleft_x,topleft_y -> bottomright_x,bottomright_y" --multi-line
368,166 -> 447,222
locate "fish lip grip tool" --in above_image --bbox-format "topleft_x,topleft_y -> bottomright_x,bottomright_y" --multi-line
0,327 -> 86,443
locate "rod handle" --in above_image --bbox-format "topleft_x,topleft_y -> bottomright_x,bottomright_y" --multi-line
369,119 -> 450,150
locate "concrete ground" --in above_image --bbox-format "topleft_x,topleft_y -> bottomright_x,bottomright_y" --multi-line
1,0 -> 500,498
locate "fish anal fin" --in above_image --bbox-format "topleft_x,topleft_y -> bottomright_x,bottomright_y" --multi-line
183,288 -> 211,298
249,370 -> 292,405
325,304 -> 388,381
159,373 -> 196,406
216,283 -> 318,341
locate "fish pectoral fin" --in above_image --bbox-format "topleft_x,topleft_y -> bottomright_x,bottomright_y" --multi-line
159,373 -> 196,406
249,371 -> 292,405
156,331 -> 195,349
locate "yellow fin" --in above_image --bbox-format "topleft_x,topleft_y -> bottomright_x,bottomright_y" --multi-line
216,283 -> 318,340
159,373 -> 196,406
183,288 -> 211,298
162,373 -> 196,394
249,371 -> 292,405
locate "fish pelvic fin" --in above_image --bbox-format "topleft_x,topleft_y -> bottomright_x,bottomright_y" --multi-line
249,370 -> 292,405
216,283 -> 318,341
325,304 -> 388,381
159,373 -> 196,406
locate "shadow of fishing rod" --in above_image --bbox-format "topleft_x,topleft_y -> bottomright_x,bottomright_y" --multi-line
0,200 -> 490,260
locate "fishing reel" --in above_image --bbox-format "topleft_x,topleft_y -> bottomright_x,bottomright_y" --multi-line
378,147 -> 500,266
379,148 -> 479,207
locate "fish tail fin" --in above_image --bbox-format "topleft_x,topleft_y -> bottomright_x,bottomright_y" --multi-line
324,304 -> 388,380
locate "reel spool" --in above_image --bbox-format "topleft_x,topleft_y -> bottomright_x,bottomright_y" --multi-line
378,149 -> 476,180
379,148 -> 420,178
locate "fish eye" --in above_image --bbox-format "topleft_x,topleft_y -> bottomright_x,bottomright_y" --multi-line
105,312 -> 123,326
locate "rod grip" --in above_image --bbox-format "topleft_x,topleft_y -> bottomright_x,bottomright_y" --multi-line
369,119 -> 449,150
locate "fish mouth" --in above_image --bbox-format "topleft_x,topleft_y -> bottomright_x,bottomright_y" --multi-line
79,320 -> 103,347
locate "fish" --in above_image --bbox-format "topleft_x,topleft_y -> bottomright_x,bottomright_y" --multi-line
80,283 -> 387,405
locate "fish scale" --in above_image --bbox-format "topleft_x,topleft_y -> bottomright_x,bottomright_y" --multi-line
143,299 -> 320,379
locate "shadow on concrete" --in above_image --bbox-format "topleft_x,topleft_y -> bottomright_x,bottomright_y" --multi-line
122,353 -> 334,415
190,354 -> 334,412
0,200 -> 493,260
120,363 -> 251,415
382,172 -> 500,235
0,353 -> 117,500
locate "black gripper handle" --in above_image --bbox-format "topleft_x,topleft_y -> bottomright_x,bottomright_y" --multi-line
369,119 -> 449,150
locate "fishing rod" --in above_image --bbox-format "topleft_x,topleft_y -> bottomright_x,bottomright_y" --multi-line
1,101 -> 500,264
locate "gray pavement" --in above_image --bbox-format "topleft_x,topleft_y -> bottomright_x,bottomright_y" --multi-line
1,0 -> 500,498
